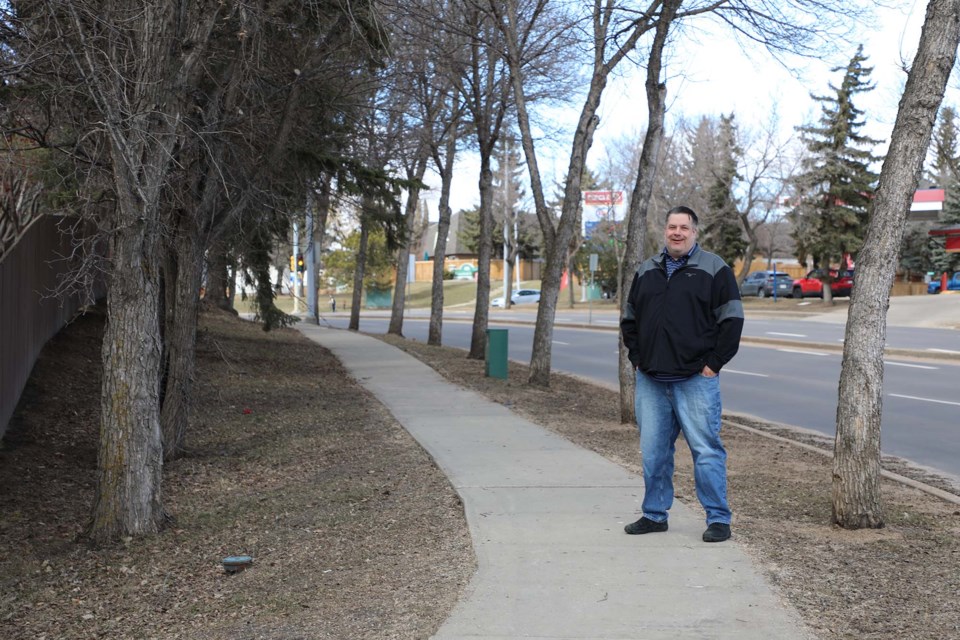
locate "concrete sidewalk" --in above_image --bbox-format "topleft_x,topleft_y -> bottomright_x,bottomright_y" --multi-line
299,324 -> 815,640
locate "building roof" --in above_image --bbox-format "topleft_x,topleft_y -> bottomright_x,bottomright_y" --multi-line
418,212 -> 476,259
911,188 -> 945,213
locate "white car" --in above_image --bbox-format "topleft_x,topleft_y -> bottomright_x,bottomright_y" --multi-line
491,289 -> 541,307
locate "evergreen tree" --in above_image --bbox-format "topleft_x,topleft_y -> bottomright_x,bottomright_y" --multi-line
700,114 -> 747,267
676,117 -> 717,216
789,45 -> 881,271
456,206 -> 482,253
926,106 -> 960,187
931,178 -> 960,273
898,223 -> 937,277
901,105 -> 960,275
492,136 -> 542,260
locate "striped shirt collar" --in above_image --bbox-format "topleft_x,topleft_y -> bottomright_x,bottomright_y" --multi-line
661,243 -> 698,278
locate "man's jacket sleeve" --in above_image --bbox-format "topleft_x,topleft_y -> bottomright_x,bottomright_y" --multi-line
620,272 -> 641,368
706,265 -> 744,373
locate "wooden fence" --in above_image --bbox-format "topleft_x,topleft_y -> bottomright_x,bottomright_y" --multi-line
413,258 -> 542,283
0,216 -> 105,437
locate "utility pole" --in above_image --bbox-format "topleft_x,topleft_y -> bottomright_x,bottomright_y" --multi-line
502,140 -> 509,306
306,198 -> 317,322
292,222 -> 300,314
514,216 -> 520,289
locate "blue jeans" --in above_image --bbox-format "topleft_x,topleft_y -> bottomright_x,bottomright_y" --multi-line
634,369 -> 731,525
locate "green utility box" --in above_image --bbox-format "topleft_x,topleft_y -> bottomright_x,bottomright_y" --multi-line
485,328 -> 508,379
364,287 -> 392,309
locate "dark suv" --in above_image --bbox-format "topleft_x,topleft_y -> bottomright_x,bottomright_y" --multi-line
740,271 -> 794,298
791,269 -> 854,298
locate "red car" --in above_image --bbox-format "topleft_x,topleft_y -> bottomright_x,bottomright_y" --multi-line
791,269 -> 854,299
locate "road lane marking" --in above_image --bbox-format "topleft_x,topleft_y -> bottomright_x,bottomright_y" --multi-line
776,348 -> 829,357
928,348 -> 960,355
553,340 -> 570,345
889,393 -> 960,407
767,332 -> 806,337
884,361 -> 939,370
723,369 -> 769,377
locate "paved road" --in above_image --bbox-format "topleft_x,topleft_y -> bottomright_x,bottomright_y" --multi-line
319,311 -> 960,483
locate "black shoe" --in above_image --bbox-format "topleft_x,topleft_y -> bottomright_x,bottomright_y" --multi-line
624,516 -> 668,535
703,522 -> 731,542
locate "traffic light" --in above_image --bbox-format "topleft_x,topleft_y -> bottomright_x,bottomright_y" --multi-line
290,255 -> 296,272
296,253 -> 305,273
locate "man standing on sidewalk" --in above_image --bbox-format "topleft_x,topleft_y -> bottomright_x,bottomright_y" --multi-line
619,205 -> 744,543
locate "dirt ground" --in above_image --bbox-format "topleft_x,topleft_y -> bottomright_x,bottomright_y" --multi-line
0,308 -> 473,639
3,307 -> 960,639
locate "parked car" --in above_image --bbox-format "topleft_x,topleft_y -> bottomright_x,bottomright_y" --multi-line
491,289 -> 541,307
740,271 -> 794,298
791,269 -> 854,299
928,272 -> 960,294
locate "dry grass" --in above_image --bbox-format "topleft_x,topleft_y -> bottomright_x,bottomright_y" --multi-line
4,304 -> 960,640
0,308 -> 473,639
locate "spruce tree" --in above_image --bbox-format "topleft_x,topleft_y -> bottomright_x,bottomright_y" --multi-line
926,106 -> 959,187
931,178 -> 960,273
901,105 -> 960,275
700,113 -> 747,267
790,45 -> 881,272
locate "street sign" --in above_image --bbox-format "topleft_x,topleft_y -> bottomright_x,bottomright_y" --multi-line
583,191 -> 624,205
582,192 -> 623,240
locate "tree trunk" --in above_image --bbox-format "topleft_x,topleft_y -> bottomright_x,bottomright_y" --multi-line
90,220 -> 166,541
617,4 -> 676,423
429,133 -> 458,346
349,203 -> 371,331
468,160 -> 494,359
833,0 -> 960,529
66,0 -> 222,541
526,110 -> 600,386
161,226 -> 204,460
737,213 -> 759,284
389,154 -> 429,336
203,246 -> 234,311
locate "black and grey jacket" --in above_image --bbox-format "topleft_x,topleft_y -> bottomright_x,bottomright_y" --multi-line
620,246 -> 744,377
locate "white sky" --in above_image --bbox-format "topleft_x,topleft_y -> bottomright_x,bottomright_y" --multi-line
421,2 -> 945,219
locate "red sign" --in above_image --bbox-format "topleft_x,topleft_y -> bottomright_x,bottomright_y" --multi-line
583,191 -> 624,206
947,236 -> 960,253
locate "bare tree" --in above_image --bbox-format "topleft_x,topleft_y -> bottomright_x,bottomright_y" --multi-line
490,0 -> 642,386
51,0 -> 219,541
5,0 -> 395,539
616,1 -> 681,419
730,116 -> 801,284
386,6 -> 446,337
833,0 -> 960,530
160,3 -> 388,458
455,2 -> 512,359
493,0 -> 868,386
